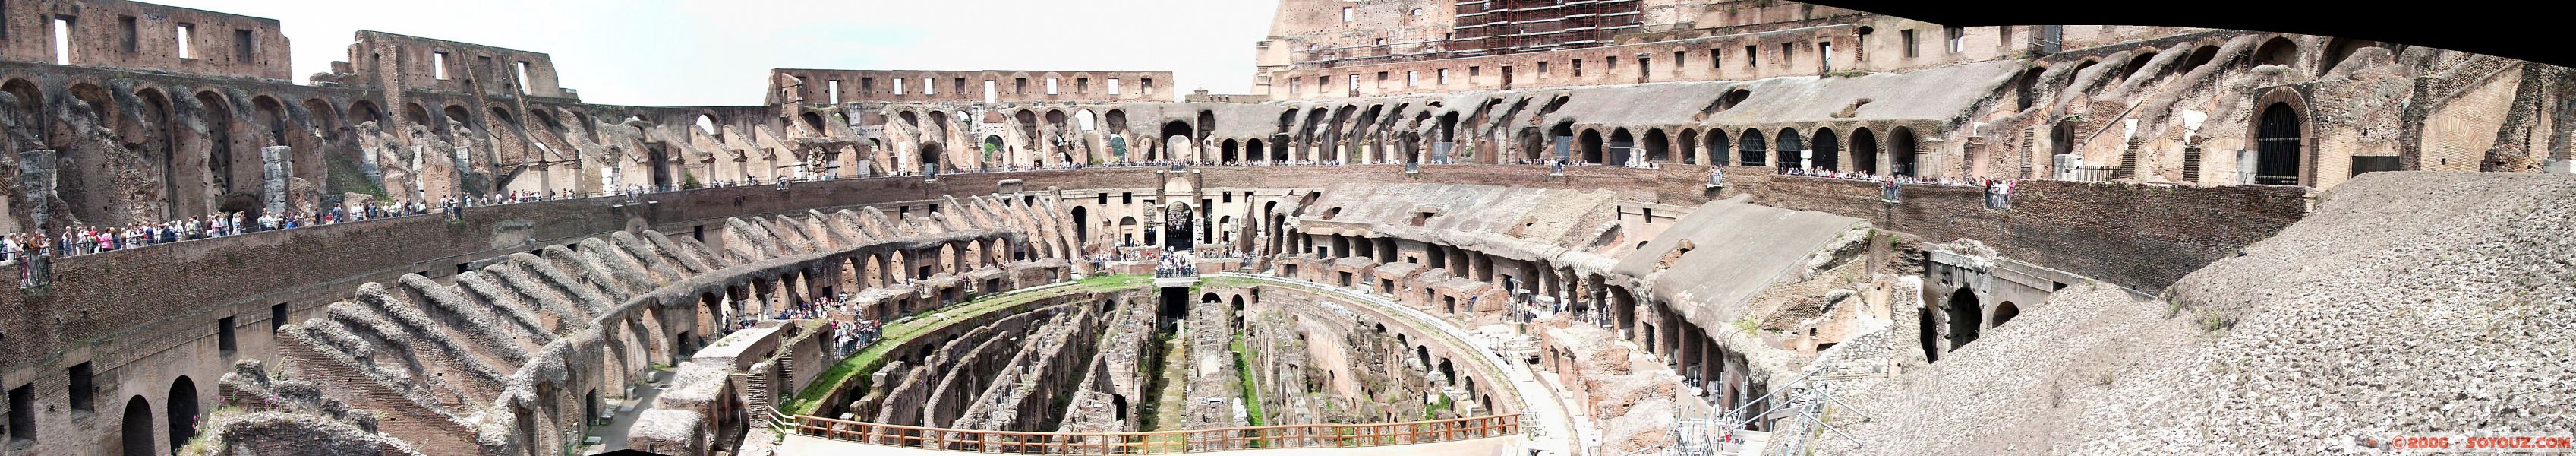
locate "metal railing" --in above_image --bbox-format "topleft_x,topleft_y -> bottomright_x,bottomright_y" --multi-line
795,413 -> 1520,454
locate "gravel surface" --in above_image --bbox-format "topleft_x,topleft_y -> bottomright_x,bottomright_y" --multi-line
1818,172 -> 2576,455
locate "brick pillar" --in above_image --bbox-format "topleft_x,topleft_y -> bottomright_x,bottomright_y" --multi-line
263,146 -> 293,216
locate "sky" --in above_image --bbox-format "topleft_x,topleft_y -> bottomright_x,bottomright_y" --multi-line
145,0 -> 1282,106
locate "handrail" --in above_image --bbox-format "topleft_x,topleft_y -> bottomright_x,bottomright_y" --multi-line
793,413 -> 1521,454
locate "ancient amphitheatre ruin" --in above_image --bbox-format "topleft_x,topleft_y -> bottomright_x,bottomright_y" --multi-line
0,1 -> 2568,455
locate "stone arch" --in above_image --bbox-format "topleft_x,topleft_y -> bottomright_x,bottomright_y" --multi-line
197,90 -> 256,217
1947,286 -> 1982,350
1775,128 -> 1805,170
1606,128 -> 1634,166
1221,138 -> 1239,163
1704,128 -> 1729,166
1993,301 -> 2020,327
2,78 -> 47,146
402,102 -> 433,133
121,396 -> 153,456
918,141 -> 945,174
301,98 -> 342,140
1850,128 -> 1879,174
168,376 -> 200,452
2252,36 -> 2300,68
1577,128 -> 1603,164
443,104 -> 474,132
1736,128 -> 1767,166
1812,127 -> 1841,170
2250,92 -> 2309,186
1159,120 -> 1193,161
1889,127 -> 1920,176
136,88 -> 188,217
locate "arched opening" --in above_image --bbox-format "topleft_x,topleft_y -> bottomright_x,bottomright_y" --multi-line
1811,128 -> 1840,170
121,397 -> 153,456
137,89 -> 184,217
2180,45 -> 2221,74
1890,127 -> 1920,176
2014,66 -> 2047,111
1230,295 -> 1247,328
1705,129 -> 1729,166
1118,217 -> 1139,245
800,112 -> 828,136
1159,120 -> 1193,161
919,141 -> 945,174
1607,128 -> 1635,165
1577,129 -> 1603,164
981,135 -> 1004,166
1221,138 -> 1240,163
197,91 -> 247,207
443,105 -> 475,133
1850,128 -> 1878,174
1070,206 -> 1090,246
1946,287 -> 1982,350
1247,138 -> 1266,163
168,376 -> 200,451
1736,128 -> 1767,166
2253,102 -> 2303,185
1993,302 -> 2020,327
1775,128 -> 1805,171
2253,36 -> 2300,68
2051,121 -> 2075,157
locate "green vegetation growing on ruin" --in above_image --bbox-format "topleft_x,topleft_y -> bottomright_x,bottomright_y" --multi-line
326,151 -> 390,198
1232,332 -> 1267,428
783,274 -> 1150,416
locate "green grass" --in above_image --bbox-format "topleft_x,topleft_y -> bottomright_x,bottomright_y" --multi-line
781,274 -> 1151,415
1232,332 -> 1267,429
1424,393 -> 1452,420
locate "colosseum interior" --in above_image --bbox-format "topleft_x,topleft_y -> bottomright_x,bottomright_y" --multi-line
0,1 -> 2568,455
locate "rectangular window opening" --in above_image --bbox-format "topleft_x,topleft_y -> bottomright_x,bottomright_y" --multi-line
176,24 -> 194,59
1903,30 -> 1919,58
922,78 -> 935,95
218,316 -> 238,353
894,78 -> 905,95
514,61 -> 532,93
235,29 -> 254,61
1045,78 -> 1059,95
1108,78 -> 1122,95
433,52 -> 449,80
8,384 -> 32,442
68,363 -> 93,412
118,16 -> 137,53
51,17 -> 73,65
272,302 -> 289,333
828,80 -> 842,103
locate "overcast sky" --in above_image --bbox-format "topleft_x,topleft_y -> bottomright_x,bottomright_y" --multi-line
144,0 -> 1280,106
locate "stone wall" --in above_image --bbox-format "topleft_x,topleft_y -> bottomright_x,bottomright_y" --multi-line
1734,172 -> 2310,293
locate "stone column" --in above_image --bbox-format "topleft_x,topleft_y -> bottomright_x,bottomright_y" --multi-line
263,146 -> 293,216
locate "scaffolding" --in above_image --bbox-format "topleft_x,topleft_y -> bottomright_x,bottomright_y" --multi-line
1448,0 -> 1643,58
